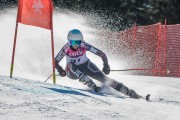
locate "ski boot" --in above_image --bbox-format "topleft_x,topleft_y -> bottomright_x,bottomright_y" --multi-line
127,89 -> 141,99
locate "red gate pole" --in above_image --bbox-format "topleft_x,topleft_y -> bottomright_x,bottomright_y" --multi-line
10,0 -> 21,78
51,28 -> 56,84
50,1 -> 56,84
10,22 -> 19,78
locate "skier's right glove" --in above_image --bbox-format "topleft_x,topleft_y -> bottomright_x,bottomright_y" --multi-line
58,69 -> 66,77
55,62 -> 66,77
102,63 -> 110,75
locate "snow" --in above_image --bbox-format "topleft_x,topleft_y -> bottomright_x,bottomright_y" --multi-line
0,8 -> 180,120
0,75 -> 180,120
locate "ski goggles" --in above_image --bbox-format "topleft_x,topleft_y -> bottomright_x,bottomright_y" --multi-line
69,40 -> 82,46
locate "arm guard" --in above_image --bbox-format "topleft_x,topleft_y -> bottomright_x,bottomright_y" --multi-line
54,45 -> 66,70
85,42 -> 108,64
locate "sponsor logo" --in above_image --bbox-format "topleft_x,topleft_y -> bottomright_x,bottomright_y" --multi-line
69,50 -> 83,57
75,70 -> 82,77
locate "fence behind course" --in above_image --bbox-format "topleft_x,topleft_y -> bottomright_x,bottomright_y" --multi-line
97,23 -> 180,78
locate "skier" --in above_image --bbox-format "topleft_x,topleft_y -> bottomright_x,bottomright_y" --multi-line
55,29 -> 141,99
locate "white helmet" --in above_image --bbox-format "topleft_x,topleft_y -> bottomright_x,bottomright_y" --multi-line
68,29 -> 83,46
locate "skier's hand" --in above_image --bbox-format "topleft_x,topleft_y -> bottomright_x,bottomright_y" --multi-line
55,61 -> 66,77
58,69 -> 66,77
102,63 -> 110,75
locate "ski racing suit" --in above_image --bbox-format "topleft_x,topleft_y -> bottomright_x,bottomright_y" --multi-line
55,42 -> 141,98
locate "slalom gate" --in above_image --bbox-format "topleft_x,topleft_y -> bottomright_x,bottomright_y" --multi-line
98,22 -> 180,78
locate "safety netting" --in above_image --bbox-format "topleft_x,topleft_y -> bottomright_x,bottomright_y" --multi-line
97,23 -> 180,77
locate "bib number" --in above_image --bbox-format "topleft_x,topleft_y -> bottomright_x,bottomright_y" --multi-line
71,58 -> 81,63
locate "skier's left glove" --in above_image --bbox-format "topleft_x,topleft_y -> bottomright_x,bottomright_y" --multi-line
102,63 -> 110,75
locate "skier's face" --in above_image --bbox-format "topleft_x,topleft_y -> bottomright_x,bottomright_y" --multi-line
72,44 -> 79,49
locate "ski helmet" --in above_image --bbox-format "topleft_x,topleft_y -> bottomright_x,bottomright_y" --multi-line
67,29 -> 83,46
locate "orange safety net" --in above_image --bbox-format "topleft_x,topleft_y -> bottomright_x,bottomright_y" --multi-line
166,24 -> 180,77
98,23 -> 180,78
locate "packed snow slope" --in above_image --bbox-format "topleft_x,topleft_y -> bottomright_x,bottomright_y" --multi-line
0,75 -> 180,120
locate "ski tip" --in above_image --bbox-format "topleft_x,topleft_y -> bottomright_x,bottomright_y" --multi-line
146,94 -> 151,101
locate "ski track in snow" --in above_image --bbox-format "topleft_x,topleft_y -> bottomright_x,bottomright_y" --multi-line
0,75 -> 180,120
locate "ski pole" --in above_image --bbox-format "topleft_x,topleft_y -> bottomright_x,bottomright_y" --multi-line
45,69 -> 149,82
111,68 -> 168,73
44,74 -> 59,82
110,68 -> 150,72
45,69 -> 167,82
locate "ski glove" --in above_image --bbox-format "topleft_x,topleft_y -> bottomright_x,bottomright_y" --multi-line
55,62 -> 66,77
58,69 -> 66,77
102,63 -> 110,75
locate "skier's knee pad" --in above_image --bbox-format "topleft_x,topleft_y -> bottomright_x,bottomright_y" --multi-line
66,62 -> 76,72
66,62 -> 80,79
